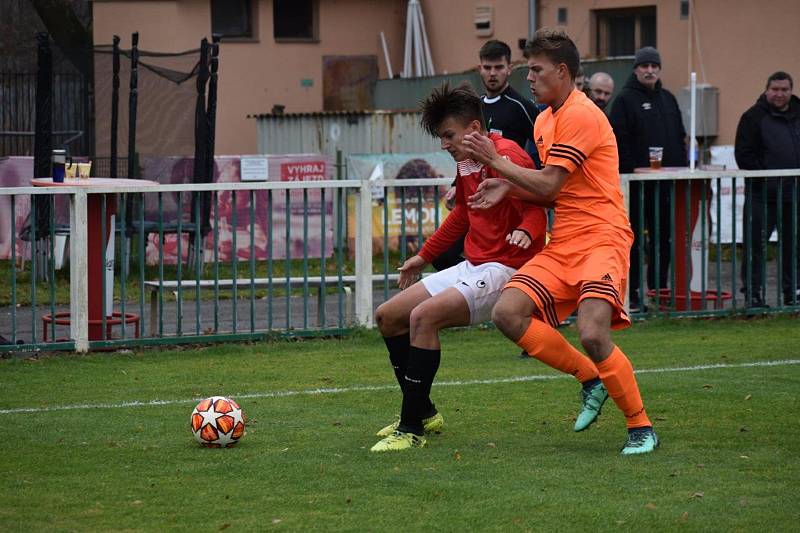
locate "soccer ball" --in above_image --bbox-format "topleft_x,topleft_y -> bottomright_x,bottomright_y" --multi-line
190,396 -> 245,447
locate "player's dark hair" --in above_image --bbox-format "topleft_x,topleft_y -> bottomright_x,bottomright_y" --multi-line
420,82 -> 485,137
479,40 -> 512,63
523,28 -> 580,80
766,71 -> 793,89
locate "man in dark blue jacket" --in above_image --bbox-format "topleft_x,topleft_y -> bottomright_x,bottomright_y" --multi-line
610,47 -> 687,311
735,71 -> 800,307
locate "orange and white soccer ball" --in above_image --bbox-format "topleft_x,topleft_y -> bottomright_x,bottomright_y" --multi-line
190,396 -> 245,447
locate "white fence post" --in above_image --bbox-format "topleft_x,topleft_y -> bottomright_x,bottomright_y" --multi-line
354,179 -> 374,327
69,189 -> 89,353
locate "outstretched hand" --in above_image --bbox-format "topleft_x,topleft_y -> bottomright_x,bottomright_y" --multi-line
397,255 -> 427,290
506,229 -> 532,249
467,178 -> 511,210
462,132 -> 498,165
444,186 -> 457,210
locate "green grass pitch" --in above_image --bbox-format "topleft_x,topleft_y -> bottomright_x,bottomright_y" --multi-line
1,316 -> 799,530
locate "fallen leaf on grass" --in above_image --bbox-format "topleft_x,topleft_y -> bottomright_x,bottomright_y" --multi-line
680,511 -> 689,522
744,394 -> 752,400
131,500 -> 143,505
696,464 -> 705,469
454,451 -> 462,461
271,519 -> 282,524
486,442 -> 496,448
690,492 -> 704,499
702,384 -> 713,389
644,503 -> 657,510
740,455 -> 750,459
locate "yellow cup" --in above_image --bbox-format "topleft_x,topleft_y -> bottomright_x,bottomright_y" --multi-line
65,162 -> 79,178
77,162 -> 92,179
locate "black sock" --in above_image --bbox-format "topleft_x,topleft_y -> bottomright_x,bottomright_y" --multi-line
399,346 -> 441,435
383,333 -> 410,391
581,377 -> 602,392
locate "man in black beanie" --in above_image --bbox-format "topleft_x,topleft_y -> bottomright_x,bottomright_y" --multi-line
609,46 -> 687,312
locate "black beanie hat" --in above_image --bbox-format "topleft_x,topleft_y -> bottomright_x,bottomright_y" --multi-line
634,46 -> 661,68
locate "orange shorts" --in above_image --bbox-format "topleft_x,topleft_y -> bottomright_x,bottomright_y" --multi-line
505,235 -> 631,330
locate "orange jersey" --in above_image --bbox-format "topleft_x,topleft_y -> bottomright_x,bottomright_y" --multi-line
534,89 -> 633,245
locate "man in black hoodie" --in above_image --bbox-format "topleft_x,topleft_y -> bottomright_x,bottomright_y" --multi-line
609,47 -> 687,311
735,71 -> 800,307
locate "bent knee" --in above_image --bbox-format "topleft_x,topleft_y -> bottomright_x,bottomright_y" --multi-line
375,303 -> 389,328
491,301 -> 525,339
578,327 -> 610,357
491,303 -> 513,331
375,302 -> 402,335
408,304 -> 437,333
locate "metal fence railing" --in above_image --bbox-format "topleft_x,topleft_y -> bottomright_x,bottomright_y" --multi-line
623,169 -> 799,317
0,168 -> 797,354
0,180 -> 362,353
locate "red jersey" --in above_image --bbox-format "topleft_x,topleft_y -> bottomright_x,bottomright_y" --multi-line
419,134 -> 546,269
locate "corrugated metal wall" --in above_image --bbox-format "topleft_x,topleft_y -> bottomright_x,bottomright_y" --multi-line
255,111 -> 440,156
254,59 -> 633,158
373,72 -> 480,110
372,59 -> 634,111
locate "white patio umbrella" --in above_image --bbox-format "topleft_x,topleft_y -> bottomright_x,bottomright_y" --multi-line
402,0 -> 435,78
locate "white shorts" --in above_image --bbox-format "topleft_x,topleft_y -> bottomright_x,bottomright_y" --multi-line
421,260 -> 517,325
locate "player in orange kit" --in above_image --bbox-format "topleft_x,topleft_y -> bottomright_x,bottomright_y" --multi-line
463,28 -> 659,454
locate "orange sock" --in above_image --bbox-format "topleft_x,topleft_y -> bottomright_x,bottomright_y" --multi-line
517,319 -> 598,383
596,346 -> 652,429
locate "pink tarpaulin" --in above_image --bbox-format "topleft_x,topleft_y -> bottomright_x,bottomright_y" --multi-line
0,155 -> 334,264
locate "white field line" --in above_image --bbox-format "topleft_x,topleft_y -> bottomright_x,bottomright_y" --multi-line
1,359 -> 799,416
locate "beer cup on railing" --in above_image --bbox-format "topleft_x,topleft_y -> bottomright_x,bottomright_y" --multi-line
648,146 -> 663,169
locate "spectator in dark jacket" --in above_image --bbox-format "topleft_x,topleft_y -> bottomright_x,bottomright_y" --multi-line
735,71 -> 800,307
609,46 -> 687,311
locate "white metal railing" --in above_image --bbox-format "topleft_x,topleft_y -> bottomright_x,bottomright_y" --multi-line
1,169 -> 797,352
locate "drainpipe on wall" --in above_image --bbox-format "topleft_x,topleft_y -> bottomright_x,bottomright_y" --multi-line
528,0 -> 537,39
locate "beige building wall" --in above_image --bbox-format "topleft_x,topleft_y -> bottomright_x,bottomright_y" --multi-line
537,0 -> 800,144
421,0 -> 531,71
93,0 -> 800,152
93,0 -> 408,154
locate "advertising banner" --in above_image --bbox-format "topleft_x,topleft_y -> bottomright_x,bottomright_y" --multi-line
346,152 -> 456,256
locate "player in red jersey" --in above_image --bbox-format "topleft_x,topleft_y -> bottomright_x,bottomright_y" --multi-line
370,83 -> 547,452
463,29 -> 659,454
